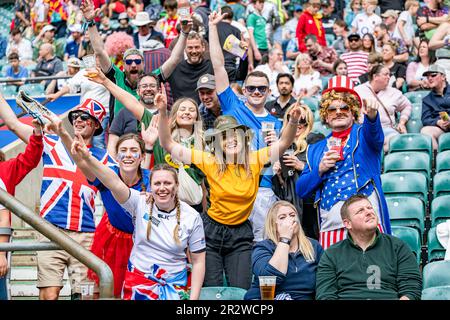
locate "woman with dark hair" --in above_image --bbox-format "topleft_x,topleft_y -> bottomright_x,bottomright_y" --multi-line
406,39 -> 436,91
382,41 -> 407,90
333,59 -> 348,76
361,33 -> 376,54
244,201 -> 323,300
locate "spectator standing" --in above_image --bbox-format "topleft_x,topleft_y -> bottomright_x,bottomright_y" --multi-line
296,0 -> 326,53
265,73 -> 297,120
115,12 -> 134,35
246,0 -> 280,46
247,0 -> 269,66
282,4 -> 303,43
225,0 -> 246,23
406,39 -> 436,91
351,0 -> 381,36
420,64 -> 450,150
255,48 -> 290,99
315,194 -> 422,300
64,24 -> 83,61
197,74 -> 223,130
131,11 -> 165,49
155,0 -> 180,48
295,75 -> 392,249
321,0 -> 340,35
292,53 -> 322,98
6,28 -> 33,66
98,16 -> 115,42
355,64 -> 411,151
304,34 -> 337,77
373,23 -> 409,63
393,0 -> 420,48
339,33 -> 368,83
244,201 -> 323,300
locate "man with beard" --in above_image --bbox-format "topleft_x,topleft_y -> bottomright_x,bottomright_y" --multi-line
197,74 -> 222,130
265,73 -> 297,120
80,0 -> 192,123
153,32 -> 214,105
373,23 -> 409,63
107,74 -> 160,157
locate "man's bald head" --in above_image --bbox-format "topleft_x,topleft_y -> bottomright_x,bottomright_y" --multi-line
39,43 -> 54,59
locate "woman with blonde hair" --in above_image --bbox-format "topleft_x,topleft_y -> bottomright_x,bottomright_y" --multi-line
244,201 -> 323,300
272,104 -> 325,239
156,87 -> 301,290
292,53 -> 322,99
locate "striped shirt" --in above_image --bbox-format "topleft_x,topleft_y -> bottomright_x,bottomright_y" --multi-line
340,51 -> 369,82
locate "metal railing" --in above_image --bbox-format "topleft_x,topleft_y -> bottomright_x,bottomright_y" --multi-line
0,188 -> 114,299
0,75 -> 74,84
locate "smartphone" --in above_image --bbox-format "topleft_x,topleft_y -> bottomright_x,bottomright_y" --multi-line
280,148 -> 295,178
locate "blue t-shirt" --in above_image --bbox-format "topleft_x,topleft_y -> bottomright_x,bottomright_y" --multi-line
218,86 -> 282,188
4,65 -> 29,79
91,166 -> 151,233
64,41 -> 80,58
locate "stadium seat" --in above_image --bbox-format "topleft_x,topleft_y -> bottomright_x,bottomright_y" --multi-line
410,103 -> 422,120
387,197 -> 425,237
321,75 -> 333,90
434,171 -> 450,198
312,121 -> 331,136
431,195 -> 450,227
391,226 -> 421,265
326,34 -> 336,47
299,97 -> 319,112
199,287 -> 247,300
383,152 -> 431,183
404,90 -> 430,104
422,286 -> 450,300
438,133 -> 450,153
405,119 -> 423,134
18,83 -> 45,97
436,150 -> 450,173
0,84 -> 18,98
313,109 -> 321,122
388,134 -> 432,156
427,226 -> 446,262
422,260 -> 450,289
381,172 -> 428,205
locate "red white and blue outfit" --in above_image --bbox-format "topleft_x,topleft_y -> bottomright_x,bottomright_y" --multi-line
87,166 -> 150,297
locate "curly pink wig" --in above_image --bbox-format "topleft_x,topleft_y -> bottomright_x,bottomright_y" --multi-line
104,32 -> 135,57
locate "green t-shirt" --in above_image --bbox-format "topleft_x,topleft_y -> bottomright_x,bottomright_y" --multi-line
247,12 -> 268,50
140,109 -> 205,185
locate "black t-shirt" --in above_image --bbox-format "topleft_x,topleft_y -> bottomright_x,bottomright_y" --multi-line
115,25 -> 134,35
378,0 -> 405,13
163,59 -> 214,104
109,107 -> 139,137
265,96 -> 297,120
389,62 -> 407,87
217,21 -> 242,81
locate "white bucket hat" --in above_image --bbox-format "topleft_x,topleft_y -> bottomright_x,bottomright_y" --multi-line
131,12 -> 154,26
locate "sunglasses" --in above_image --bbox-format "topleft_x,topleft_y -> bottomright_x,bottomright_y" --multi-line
246,85 -> 268,94
349,38 -> 360,42
125,59 -> 142,65
426,73 -> 439,78
327,104 -> 351,115
70,112 -> 92,122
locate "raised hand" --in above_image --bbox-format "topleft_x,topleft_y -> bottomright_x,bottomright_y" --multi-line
31,119 -> 44,136
42,113 -> 65,136
80,0 -> 100,22
288,103 -> 302,123
208,9 -> 227,26
71,133 -> 90,161
362,98 -> 379,120
141,114 -> 159,148
276,215 -> 296,240
180,13 -> 194,34
154,83 -> 168,115
86,67 -> 108,85
318,150 -> 340,176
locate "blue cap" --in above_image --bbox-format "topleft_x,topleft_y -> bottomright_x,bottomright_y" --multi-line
294,4 -> 303,11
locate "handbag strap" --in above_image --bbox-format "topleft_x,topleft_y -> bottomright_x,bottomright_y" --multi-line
366,84 -> 394,127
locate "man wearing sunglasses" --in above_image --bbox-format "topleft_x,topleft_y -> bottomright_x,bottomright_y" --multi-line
340,33 -> 369,83
420,64 -> 450,150
80,0 -> 192,124
209,11 -> 282,246
296,75 -> 392,250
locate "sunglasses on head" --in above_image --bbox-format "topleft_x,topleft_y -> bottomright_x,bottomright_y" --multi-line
70,112 -> 92,122
245,85 -> 268,94
125,59 -> 142,65
327,104 -> 351,114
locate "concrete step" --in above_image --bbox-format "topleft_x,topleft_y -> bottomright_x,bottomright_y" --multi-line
9,280 -> 71,298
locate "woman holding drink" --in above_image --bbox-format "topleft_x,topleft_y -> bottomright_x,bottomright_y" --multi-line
244,201 -> 323,300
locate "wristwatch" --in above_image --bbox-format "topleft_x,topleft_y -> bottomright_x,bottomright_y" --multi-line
279,237 -> 291,245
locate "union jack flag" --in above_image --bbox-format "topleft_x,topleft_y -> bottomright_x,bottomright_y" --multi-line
40,135 -> 114,232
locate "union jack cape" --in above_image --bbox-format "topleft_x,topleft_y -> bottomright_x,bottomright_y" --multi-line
40,135 -> 114,232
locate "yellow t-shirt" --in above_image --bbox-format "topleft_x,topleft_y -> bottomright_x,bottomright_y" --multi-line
191,148 -> 270,226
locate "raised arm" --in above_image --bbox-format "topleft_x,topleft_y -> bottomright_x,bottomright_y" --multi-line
71,133 -> 130,204
155,88 -> 192,165
89,67 -> 145,120
429,22 -> 450,50
0,93 -> 33,143
80,0 -> 112,72
208,10 -> 230,94
159,16 -> 193,78
269,104 -> 301,163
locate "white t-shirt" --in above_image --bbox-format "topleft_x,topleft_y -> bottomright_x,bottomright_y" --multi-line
67,70 -> 110,113
293,71 -> 322,96
351,12 -> 382,36
393,11 -> 414,41
121,189 -> 206,274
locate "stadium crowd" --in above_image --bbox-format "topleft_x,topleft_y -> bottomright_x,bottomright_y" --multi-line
0,0 -> 449,301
